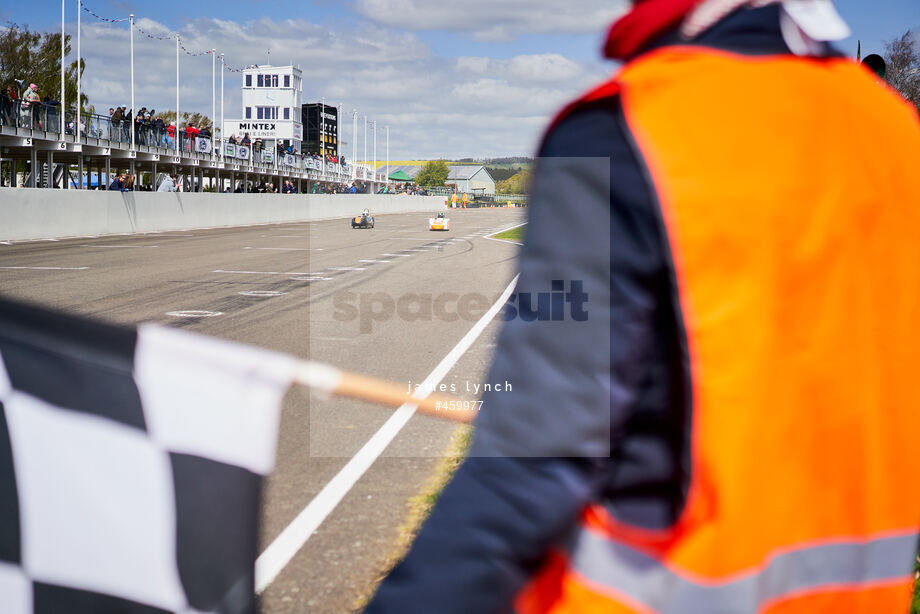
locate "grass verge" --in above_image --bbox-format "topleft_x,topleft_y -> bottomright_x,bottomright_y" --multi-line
491,225 -> 526,242
353,425 -> 473,611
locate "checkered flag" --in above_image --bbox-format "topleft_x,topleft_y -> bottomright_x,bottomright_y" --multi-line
0,298 -> 295,613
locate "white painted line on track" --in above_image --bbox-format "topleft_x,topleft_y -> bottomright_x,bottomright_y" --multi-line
243,247 -> 315,251
484,222 -> 527,247
255,272 -> 521,594
359,260 -> 392,264
239,291 -> 287,297
383,253 -> 412,257
79,244 -> 160,249
166,310 -> 223,318
214,269 -> 312,275
0,266 -> 90,270
290,276 -> 332,281
328,266 -> 367,271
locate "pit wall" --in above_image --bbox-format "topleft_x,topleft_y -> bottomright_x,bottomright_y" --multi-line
0,189 -> 447,241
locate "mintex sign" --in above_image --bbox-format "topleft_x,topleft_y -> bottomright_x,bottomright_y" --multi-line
224,120 -> 303,142
238,122 -> 276,132
235,122 -> 276,138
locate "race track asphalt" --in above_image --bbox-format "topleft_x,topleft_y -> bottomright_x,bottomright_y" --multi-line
0,205 -> 527,613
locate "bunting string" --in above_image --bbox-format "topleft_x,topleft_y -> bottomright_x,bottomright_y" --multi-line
80,2 -> 129,23
80,1 -> 235,60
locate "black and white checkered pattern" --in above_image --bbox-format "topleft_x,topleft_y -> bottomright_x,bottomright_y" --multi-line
0,298 -> 295,613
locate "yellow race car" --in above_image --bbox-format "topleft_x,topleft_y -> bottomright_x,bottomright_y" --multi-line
352,212 -> 375,229
429,213 -> 450,231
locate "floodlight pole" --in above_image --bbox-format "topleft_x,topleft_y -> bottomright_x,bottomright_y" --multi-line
220,53 -> 224,163
211,49 -> 216,161
321,96 -> 326,177
76,0 -> 81,143
175,34 -> 180,153
60,0 -> 65,142
129,13 -> 135,150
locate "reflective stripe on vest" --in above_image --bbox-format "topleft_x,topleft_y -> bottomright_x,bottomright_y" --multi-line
518,46 -> 920,613
566,527 -> 918,612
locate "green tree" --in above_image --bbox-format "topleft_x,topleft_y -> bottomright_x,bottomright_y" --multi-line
497,169 -> 532,194
156,110 -> 213,131
415,159 -> 449,187
0,22 -> 87,111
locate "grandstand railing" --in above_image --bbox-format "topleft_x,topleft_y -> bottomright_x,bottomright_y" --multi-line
0,99 -> 386,185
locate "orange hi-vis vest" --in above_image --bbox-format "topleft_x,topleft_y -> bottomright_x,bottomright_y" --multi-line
517,47 -> 920,613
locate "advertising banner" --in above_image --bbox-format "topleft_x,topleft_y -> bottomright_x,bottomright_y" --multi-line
194,138 -> 212,154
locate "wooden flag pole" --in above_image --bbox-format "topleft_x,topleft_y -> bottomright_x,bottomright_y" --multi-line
292,360 -> 477,424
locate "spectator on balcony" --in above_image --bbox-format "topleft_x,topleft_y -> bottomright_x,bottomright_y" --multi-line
109,106 -> 124,141
1,85 -> 16,126
144,110 -> 155,144
42,95 -> 59,133
152,116 -> 166,146
241,132 -> 251,146
122,106 -> 132,140
184,123 -> 199,151
134,108 -> 147,145
21,83 -> 40,129
166,122 -> 176,148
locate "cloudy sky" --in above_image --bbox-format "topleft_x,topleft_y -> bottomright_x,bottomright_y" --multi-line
2,0 -> 918,159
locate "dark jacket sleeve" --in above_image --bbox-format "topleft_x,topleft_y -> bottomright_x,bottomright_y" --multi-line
366,101 -> 672,613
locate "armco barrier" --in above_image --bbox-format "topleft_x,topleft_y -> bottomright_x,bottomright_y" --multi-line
0,188 -> 446,241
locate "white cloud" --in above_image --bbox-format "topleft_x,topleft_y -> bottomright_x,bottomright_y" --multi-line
354,0 -> 629,41
71,16 -> 611,159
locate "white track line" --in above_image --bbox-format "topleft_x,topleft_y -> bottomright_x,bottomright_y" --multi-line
213,269 -> 312,275
255,272 -> 521,593
243,247 -> 315,251
359,260 -> 392,264
484,222 -> 527,247
79,244 -> 159,249
328,266 -> 367,271
0,266 -> 90,270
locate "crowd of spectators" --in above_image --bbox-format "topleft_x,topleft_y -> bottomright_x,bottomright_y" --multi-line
3,88 -> 389,191
1,82 -> 62,132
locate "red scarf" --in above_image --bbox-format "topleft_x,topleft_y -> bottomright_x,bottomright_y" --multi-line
604,0 -> 703,59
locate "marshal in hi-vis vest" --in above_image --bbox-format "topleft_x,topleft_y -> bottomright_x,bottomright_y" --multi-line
517,46 -> 920,613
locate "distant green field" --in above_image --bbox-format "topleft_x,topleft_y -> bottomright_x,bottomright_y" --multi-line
491,225 -> 525,242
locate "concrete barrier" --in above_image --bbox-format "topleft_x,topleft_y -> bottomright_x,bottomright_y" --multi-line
0,188 -> 447,241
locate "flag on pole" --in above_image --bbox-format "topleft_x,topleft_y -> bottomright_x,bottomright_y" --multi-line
0,297 -> 295,614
